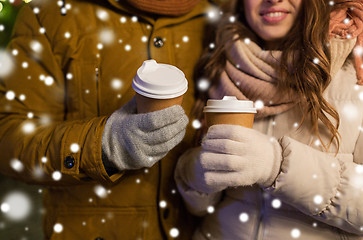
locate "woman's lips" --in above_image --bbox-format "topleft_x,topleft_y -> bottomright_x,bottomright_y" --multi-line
260,9 -> 289,24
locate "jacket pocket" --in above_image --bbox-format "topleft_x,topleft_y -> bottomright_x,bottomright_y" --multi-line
65,60 -> 100,120
48,207 -> 146,240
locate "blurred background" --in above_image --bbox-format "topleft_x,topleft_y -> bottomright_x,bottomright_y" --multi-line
0,1 -> 44,239
0,0 -> 22,47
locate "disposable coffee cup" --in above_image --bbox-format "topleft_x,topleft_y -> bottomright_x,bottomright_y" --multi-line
132,59 -> 188,113
203,96 -> 257,128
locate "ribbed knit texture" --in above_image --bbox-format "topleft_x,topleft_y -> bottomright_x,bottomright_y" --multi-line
330,37 -> 356,78
125,0 -> 201,16
330,0 -> 363,85
208,35 -> 357,119
208,39 -> 297,119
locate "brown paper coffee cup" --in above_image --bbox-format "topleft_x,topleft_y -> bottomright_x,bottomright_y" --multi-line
204,112 -> 255,128
132,60 -> 188,113
203,96 -> 257,128
135,93 -> 184,113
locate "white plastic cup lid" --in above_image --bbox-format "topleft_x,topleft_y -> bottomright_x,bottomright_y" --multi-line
132,59 -> 188,99
203,96 -> 257,113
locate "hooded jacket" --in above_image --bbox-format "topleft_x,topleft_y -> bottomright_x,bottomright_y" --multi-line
0,0 -> 216,239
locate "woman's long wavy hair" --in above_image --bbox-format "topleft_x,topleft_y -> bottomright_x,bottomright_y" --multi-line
193,0 -> 348,151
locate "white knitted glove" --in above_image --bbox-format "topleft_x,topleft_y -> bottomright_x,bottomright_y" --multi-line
175,147 -> 226,194
197,124 -> 283,192
101,97 -> 189,171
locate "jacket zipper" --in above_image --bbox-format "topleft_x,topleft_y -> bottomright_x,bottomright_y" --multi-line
95,67 -> 100,116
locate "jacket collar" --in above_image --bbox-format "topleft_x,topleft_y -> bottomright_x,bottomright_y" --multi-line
107,0 -> 214,28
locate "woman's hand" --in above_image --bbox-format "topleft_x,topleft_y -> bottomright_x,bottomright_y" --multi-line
199,125 -> 283,190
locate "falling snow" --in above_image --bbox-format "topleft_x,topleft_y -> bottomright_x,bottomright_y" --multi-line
96,9 -> 109,21
10,159 -> 24,172
22,122 -> 36,134
97,43 -> 103,50
342,103 -> 359,121
354,46 -> 363,57
141,36 -> 147,42
53,223 -> 63,233
0,50 -> 14,77
70,143 -> 80,153
255,100 -> 264,110
30,40 -> 42,53
33,7 -> 39,14
271,199 -> 281,209
131,16 -> 138,22
44,76 -> 54,86
94,185 -> 107,198
124,44 -> 131,51
159,201 -> 167,208
120,17 -> 126,23
52,171 -> 62,181
314,139 -> 321,146
182,36 -> 189,43
197,78 -> 210,91
207,206 -> 215,214
5,91 -> 15,100
313,195 -> 323,205
169,228 -> 179,238
22,62 -> 29,68
1,191 -> 32,221
192,119 -> 202,129
356,165 -> 363,174
33,166 -> 44,178
291,228 -> 301,238
19,94 -> 26,101
27,112 -> 34,119
99,28 -> 115,45
66,73 -> 73,80
239,213 -> 249,223
11,49 -> 18,56
111,79 -> 123,90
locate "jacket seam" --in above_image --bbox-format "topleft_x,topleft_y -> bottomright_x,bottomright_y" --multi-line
313,158 -> 343,216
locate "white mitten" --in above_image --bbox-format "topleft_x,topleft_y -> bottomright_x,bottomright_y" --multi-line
200,124 -> 283,189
